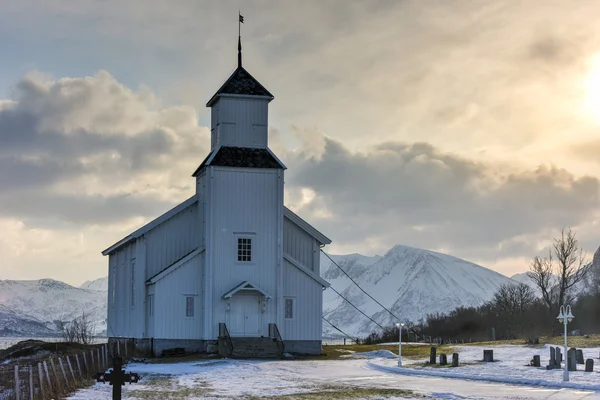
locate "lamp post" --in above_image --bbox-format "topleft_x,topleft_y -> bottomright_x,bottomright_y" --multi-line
396,322 -> 405,367
557,304 -> 574,382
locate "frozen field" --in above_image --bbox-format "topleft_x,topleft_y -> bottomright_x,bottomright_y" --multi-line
68,344 -> 600,399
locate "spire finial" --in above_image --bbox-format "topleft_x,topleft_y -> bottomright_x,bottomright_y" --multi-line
238,12 -> 244,68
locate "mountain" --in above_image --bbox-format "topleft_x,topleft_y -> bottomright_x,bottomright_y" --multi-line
80,276 -> 109,292
321,245 -> 516,338
0,304 -> 58,337
0,279 -> 107,337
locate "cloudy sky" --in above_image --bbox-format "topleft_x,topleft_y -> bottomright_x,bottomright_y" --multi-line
1,0 -> 600,286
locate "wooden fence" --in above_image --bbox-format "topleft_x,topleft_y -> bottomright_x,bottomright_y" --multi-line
0,341 -> 132,400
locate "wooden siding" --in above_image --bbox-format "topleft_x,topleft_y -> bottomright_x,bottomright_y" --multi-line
206,167 -> 283,339
107,241 -> 136,338
212,97 -> 269,148
144,201 -> 199,280
150,252 -> 203,339
282,259 -> 323,341
283,217 -> 318,272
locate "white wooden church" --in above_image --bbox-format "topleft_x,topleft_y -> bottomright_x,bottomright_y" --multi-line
102,37 -> 331,357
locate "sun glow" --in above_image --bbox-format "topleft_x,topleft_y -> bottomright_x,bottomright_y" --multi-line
583,54 -> 600,123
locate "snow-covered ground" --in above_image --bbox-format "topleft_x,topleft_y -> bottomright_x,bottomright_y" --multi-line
68,344 -> 600,399
372,344 -> 600,391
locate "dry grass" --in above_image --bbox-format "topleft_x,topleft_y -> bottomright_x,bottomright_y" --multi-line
317,343 -> 455,360
542,334 -> 600,348
467,334 -> 600,348
247,386 -> 422,399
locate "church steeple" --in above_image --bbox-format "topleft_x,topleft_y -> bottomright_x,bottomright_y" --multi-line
238,12 -> 243,68
205,14 -> 273,107
238,36 -> 242,68
201,15 -> 277,158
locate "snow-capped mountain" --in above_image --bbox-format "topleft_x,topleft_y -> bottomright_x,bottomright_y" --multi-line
509,272 -> 541,292
80,276 -> 109,292
321,245 -> 516,337
0,279 -> 107,337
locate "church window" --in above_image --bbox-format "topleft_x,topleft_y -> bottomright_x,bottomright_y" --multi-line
284,298 -> 295,319
237,238 -> 252,262
185,296 -> 195,317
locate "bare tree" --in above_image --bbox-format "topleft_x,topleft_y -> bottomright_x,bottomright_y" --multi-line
60,312 -> 96,345
489,283 -> 536,338
528,228 -> 588,315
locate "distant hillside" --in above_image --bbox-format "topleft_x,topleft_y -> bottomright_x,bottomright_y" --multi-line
0,279 -> 107,337
321,245 -> 516,337
80,276 -> 109,292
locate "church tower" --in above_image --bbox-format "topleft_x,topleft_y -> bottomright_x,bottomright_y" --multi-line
192,32 -> 286,341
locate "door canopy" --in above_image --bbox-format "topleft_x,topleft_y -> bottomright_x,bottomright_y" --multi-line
222,281 -> 272,299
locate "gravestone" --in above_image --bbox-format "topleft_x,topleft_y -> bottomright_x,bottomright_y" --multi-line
452,353 -> 459,367
576,349 -> 584,364
531,355 -> 540,367
556,347 -> 562,364
550,347 -> 556,364
483,350 -> 494,362
567,349 -> 577,371
439,354 -> 447,366
585,359 -> 594,372
430,347 -> 437,364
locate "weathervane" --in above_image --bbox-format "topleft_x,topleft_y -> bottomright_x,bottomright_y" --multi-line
238,11 -> 244,68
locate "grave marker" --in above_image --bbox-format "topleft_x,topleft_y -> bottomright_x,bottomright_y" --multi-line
452,353 -> 459,367
576,349 -> 584,364
439,354 -> 447,366
483,350 -> 494,362
585,359 -> 594,372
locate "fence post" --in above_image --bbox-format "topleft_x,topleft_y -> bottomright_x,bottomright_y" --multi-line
75,354 -> 82,378
58,358 -> 69,387
43,361 -> 52,394
82,352 -> 88,375
97,348 -> 101,371
14,364 -> 20,400
104,344 -> 108,366
90,350 -> 95,372
66,356 -> 76,381
28,366 -> 33,400
49,358 -> 60,392
125,339 -> 128,358
117,340 -> 121,356
38,362 -> 44,399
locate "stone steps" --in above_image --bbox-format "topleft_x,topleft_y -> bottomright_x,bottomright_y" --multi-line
227,337 -> 283,359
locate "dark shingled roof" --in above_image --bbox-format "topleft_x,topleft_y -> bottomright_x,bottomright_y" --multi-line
192,146 -> 284,176
206,67 -> 274,106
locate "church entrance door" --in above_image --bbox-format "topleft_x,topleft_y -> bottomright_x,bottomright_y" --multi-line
229,293 -> 261,337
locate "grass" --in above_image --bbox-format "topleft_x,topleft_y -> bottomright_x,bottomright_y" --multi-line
318,343 -> 455,360
128,375 -> 212,399
465,334 -> 600,348
247,387 -> 422,399
129,374 -> 420,400
542,334 -> 600,348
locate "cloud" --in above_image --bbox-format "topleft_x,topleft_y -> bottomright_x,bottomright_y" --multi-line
281,134 -> 600,265
0,71 -> 208,226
